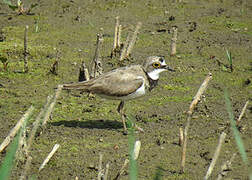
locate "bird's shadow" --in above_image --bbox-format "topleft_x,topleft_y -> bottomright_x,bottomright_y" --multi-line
50,119 -> 123,130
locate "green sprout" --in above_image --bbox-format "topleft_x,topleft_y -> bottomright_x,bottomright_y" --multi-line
226,49 -> 233,72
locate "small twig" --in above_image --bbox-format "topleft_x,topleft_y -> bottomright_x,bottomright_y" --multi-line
217,153 -> 237,180
78,61 -> 90,82
204,132 -> 227,180
133,140 -> 141,160
24,25 -> 29,73
0,106 -> 34,153
91,33 -> 103,78
179,127 -> 184,146
170,26 -> 177,56
181,73 -> 212,173
114,159 -> 129,180
236,100 -> 249,126
125,22 -> 142,58
104,163 -> 110,180
39,144 -> 60,172
42,85 -> 62,126
97,153 -> 103,180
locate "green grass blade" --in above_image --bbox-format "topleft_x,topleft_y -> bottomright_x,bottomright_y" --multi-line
2,0 -> 18,10
153,166 -> 164,180
0,106 -> 33,180
224,89 -> 252,179
127,116 -> 138,180
0,130 -> 21,180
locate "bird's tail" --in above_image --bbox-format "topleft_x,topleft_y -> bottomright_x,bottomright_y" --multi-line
61,82 -> 90,90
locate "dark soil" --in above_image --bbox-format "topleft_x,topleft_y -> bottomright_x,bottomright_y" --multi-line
0,0 -> 251,179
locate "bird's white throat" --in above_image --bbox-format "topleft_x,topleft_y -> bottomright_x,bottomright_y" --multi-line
147,69 -> 166,80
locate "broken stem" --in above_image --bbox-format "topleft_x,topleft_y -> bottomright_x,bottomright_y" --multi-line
113,16 -> 120,50
181,73 -> 212,173
204,132 -> 227,180
39,144 -> 60,171
78,61 -> 90,82
42,85 -> 62,126
125,22 -> 142,58
236,100 -> 249,126
170,26 -> 177,56
92,33 -> 103,78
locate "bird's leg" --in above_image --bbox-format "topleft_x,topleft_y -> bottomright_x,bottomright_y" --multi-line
117,100 -> 127,135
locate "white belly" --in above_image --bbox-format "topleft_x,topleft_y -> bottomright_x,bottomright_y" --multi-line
120,82 -> 146,100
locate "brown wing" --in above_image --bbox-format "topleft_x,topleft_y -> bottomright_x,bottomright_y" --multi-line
89,71 -> 144,97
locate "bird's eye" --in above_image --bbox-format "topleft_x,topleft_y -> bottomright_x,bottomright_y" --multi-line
159,57 -> 164,63
152,62 -> 161,68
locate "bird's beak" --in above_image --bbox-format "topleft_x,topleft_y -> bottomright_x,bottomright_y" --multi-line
162,65 -> 175,72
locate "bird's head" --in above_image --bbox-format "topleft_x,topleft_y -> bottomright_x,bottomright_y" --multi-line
143,56 -> 175,80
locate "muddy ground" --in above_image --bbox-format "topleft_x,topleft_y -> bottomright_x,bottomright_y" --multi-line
0,0 -> 252,179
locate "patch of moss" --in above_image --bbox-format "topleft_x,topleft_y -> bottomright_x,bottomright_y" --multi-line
162,84 -> 190,92
148,95 -> 192,106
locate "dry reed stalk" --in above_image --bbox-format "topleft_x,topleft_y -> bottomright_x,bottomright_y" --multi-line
170,26 -> 177,56
25,95 -> 53,157
111,17 -> 122,58
114,159 -> 129,180
113,16 -> 120,50
181,73 -> 212,173
97,153 -> 103,180
119,34 -> 130,61
0,106 -> 34,153
118,25 -> 122,48
217,153 -> 237,180
20,96 -> 52,180
24,25 -> 29,73
104,163 -> 110,180
42,85 -> 62,126
19,156 -> 32,180
204,132 -> 227,180
91,33 -> 103,78
78,61 -> 90,82
39,144 -> 60,171
179,127 -> 184,146
16,121 -> 28,160
125,22 -> 142,58
236,100 -> 249,126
